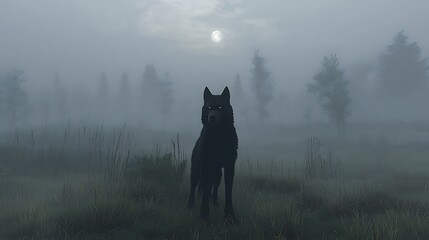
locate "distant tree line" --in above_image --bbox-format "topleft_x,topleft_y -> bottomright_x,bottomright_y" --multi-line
307,31 -> 428,135
232,31 -> 428,136
0,30 -> 427,133
94,64 -> 174,121
0,64 -> 175,126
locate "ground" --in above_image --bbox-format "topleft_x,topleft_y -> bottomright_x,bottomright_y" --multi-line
0,121 -> 429,239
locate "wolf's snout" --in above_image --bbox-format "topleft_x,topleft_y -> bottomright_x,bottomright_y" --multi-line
209,115 -> 216,124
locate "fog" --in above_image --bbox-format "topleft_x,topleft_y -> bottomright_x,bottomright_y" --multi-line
3,1 -> 429,238
1,0 -> 429,128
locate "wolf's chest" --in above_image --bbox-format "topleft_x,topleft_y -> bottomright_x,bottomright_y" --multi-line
201,139 -> 235,165
208,149 -> 232,167
204,139 -> 231,153
198,126 -> 237,165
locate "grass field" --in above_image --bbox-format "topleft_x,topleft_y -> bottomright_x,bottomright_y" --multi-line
1,121 -> 429,239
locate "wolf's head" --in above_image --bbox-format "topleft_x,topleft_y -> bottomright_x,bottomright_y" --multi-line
201,87 -> 234,127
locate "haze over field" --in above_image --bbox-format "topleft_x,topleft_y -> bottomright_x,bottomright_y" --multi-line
1,0 -> 429,129
2,1 -> 429,239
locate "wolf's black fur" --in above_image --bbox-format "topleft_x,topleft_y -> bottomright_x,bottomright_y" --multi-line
187,86 -> 238,222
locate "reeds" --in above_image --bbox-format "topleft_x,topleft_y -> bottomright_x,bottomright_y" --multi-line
304,137 -> 342,179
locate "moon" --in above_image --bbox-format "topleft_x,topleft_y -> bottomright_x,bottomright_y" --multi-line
211,30 -> 223,43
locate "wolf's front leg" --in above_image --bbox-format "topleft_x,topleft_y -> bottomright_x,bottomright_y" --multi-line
187,167 -> 199,208
224,164 -> 236,222
200,164 -> 212,220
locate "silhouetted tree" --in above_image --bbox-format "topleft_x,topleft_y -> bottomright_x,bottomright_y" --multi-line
378,31 -> 429,96
250,50 -> 273,119
142,64 -> 174,116
232,73 -> 247,117
0,67 -> 28,124
143,64 -> 173,115
307,54 -> 351,136
142,64 -> 159,98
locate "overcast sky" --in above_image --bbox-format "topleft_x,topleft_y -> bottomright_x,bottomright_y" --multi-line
1,0 -> 428,97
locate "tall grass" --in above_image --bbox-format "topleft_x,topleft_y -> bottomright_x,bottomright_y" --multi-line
0,123 -> 429,239
103,125 -> 130,183
304,137 -> 342,179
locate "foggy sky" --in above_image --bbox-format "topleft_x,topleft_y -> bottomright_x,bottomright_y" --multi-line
1,0 -> 429,121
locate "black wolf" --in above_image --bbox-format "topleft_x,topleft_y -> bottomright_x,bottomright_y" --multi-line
187,86 -> 238,222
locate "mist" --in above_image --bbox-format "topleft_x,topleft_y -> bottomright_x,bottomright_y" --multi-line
1,1 -> 429,239
2,0 -> 429,128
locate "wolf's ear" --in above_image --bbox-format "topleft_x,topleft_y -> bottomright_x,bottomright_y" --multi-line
221,86 -> 230,102
204,87 -> 212,102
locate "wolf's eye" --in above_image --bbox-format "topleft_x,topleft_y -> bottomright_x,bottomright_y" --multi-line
208,106 -> 212,110
219,106 -> 222,109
